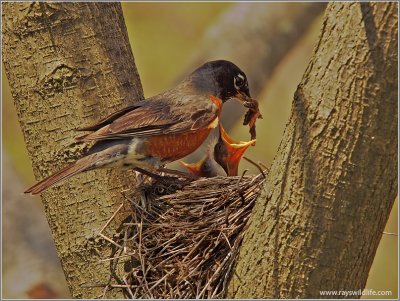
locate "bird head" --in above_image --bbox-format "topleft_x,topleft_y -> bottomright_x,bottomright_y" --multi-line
214,123 -> 256,176
190,60 -> 255,106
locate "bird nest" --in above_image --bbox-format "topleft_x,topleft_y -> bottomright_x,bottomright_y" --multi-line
97,172 -> 266,299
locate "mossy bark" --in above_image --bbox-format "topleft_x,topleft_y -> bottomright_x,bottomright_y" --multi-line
228,2 -> 398,298
2,2 -> 143,298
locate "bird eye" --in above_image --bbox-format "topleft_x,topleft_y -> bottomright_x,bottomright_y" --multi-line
234,74 -> 246,89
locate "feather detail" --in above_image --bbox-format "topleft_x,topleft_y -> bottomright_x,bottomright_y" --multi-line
24,155 -> 96,195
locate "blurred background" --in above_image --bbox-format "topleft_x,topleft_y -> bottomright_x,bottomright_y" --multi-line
2,2 -> 398,299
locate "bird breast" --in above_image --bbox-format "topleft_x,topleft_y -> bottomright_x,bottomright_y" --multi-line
144,126 -> 213,162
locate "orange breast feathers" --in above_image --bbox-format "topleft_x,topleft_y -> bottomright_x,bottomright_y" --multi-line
145,95 -> 222,162
144,127 -> 212,162
143,96 -> 222,162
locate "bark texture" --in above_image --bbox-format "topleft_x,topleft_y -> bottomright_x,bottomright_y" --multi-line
183,2 -> 327,129
2,3 -> 143,298
228,2 -> 398,298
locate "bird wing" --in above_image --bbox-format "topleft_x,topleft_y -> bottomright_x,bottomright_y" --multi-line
76,94 -> 219,142
77,101 -> 146,132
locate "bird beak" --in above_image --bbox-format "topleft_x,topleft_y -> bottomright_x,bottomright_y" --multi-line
219,123 -> 256,146
234,91 -> 258,110
178,160 -> 200,175
218,124 -> 256,176
225,139 -> 256,176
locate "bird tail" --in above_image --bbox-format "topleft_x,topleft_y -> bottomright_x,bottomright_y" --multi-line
75,133 -> 89,142
24,156 -> 95,195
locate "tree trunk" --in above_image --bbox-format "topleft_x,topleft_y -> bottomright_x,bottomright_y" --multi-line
228,2 -> 398,299
2,2 -> 143,298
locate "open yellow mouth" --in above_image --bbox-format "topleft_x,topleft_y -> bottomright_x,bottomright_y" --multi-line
218,123 -> 256,147
218,123 -> 256,168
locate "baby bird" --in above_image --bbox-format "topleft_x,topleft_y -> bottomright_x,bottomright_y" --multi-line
180,123 -> 255,177
214,123 -> 255,176
179,138 -> 220,178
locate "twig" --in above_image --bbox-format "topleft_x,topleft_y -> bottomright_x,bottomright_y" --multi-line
383,231 -> 398,236
101,284 -> 110,299
243,156 -> 266,178
99,203 -> 124,234
99,252 -> 136,262
123,276 -> 135,299
98,233 -> 124,250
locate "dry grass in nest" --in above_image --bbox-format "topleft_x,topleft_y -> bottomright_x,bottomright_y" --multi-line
96,171 -> 266,299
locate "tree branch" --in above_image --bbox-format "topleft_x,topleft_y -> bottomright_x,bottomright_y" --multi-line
228,2 -> 398,298
2,2 -> 143,298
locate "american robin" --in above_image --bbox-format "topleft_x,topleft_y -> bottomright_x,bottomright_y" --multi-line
25,60 -> 255,194
180,123 -> 255,178
214,123 -> 255,176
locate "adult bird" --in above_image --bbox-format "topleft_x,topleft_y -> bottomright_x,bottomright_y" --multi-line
25,60 -> 255,194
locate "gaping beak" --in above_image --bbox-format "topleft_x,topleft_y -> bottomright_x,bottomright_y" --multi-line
218,123 -> 256,176
178,160 -> 201,176
219,123 -> 256,147
225,140 -> 255,176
